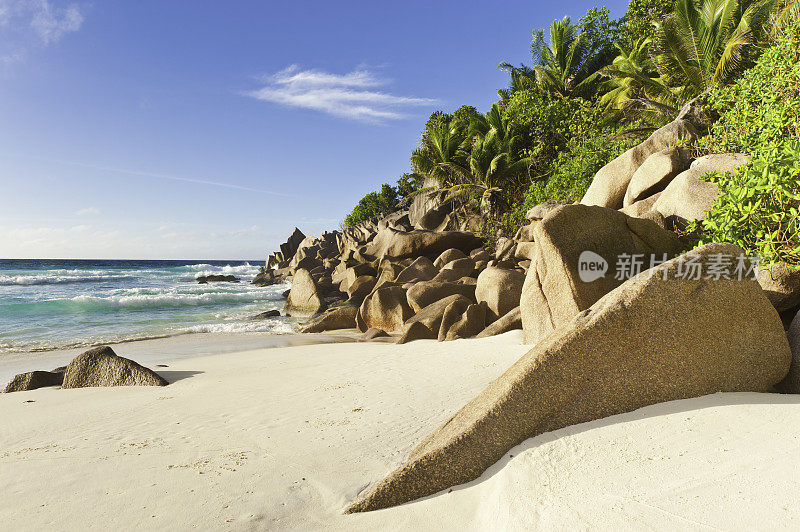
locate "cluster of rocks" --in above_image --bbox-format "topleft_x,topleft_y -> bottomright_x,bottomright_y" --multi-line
196,274 -> 240,284
3,346 -> 167,393
335,101 -> 800,512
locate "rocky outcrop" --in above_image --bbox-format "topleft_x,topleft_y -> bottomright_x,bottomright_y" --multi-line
346,243 -> 790,512
345,275 -> 377,305
356,285 -> 414,333
284,269 -> 326,317
197,274 -> 239,284
475,267 -> 526,323
581,119 -> 697,209
62,346 -> 168,388
406,281 -> 476,313
366,229 -> 483,262
394,257 -> 438,285
521,204 -> 685,344
403,294 -> 472,338
623,147 -> 692,207
249,310 -> 281,320
433,248 -> 467,268
778,309 -> 800,393
439,302 -> 485,341
653,153 -> 748,224
300,305 -> 358,333
3,370 -> 63,393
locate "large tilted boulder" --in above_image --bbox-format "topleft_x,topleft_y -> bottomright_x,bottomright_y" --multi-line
623,146 -> 692,207
525,199 -> 574,221
406,281 -> 477,313
757,262 -> 800,312
653,153 -> 748,223
475,306 -> 522,338
581,118 -> 697,209
300,305 -> 358,333
356,285 -> 414,333
346,243 -> 790,512
3,370 -> 63,393
475,267 -> 526,323
366,228 -> 483,262
521,204 -> 685,344
284,269 -> 325,317
62,346 -> 168,388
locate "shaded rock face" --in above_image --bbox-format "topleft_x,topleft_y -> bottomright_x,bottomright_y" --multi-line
356,286 -> 414,333
475,267 -> 526,323
439,302 -> 485,341
406,281 -> 477,313
623,146 -> 692,207
581,119 -> 697,209
3,371 -> 63,393
397,320 -> 438,344
362,327 -> 390,340
475,306 -> 522,338
284,269 -> 326,318
62,346 -> 168,388
346,275 -> 377,306
779,310 -> 800,393
521,204 -> 685,345
653,153 -> 748,224
757,263 -> 800,312
300,305 -> 358,333
346,244 -> 790,512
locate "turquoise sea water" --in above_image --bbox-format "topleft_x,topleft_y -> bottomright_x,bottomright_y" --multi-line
0,259 -> 293,353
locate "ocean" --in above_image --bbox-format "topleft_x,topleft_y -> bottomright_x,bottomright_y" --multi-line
0,259 -> 295,354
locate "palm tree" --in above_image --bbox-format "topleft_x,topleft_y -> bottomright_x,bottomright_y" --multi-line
599,37 -> 689,125
501,16 -> 609,100
653,0 -> 777,95
410,119 -> 470,188
444,133 -> 535,220
468,103 -> 511,143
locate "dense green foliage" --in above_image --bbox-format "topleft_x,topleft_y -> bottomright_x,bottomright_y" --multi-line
691,19 -> 800,267
343,174 -> 423,228
343,0 -> 793,252
695,141 -> 800,267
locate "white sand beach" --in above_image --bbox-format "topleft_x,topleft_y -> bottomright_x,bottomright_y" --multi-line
2,331 -> 800,530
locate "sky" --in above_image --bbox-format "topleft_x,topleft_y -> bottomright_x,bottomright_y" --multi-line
0,0 -> 627,260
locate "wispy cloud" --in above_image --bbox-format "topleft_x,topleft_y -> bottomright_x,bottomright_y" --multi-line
29,0 -> 83,45
0,0 -> 84,65
247,65 -> 437,123
61,160 -> 292,197
75,206 -> 99,216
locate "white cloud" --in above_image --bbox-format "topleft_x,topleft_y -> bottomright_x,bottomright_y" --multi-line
29,0 -> 83,45
247,65 -> 437,123
0,0 -> 84,62
75,206 -> 99,216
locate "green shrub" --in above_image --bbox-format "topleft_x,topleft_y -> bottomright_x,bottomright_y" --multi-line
699,20 -> 800,155
692,141 -> 800,268
690,20 -> 800,268
343,184 -> 400,228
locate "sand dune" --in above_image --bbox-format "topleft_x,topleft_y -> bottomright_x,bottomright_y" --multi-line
2,331 -> 799,530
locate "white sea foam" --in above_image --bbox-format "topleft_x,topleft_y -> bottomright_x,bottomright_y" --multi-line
183,320 -> 295,334
69,289 -> 281,309
0,273 -> 134,286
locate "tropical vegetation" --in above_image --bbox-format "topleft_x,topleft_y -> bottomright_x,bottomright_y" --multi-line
342,0 -> 800,266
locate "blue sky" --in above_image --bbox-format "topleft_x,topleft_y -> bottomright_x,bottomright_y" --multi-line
0,0 -> 627,259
